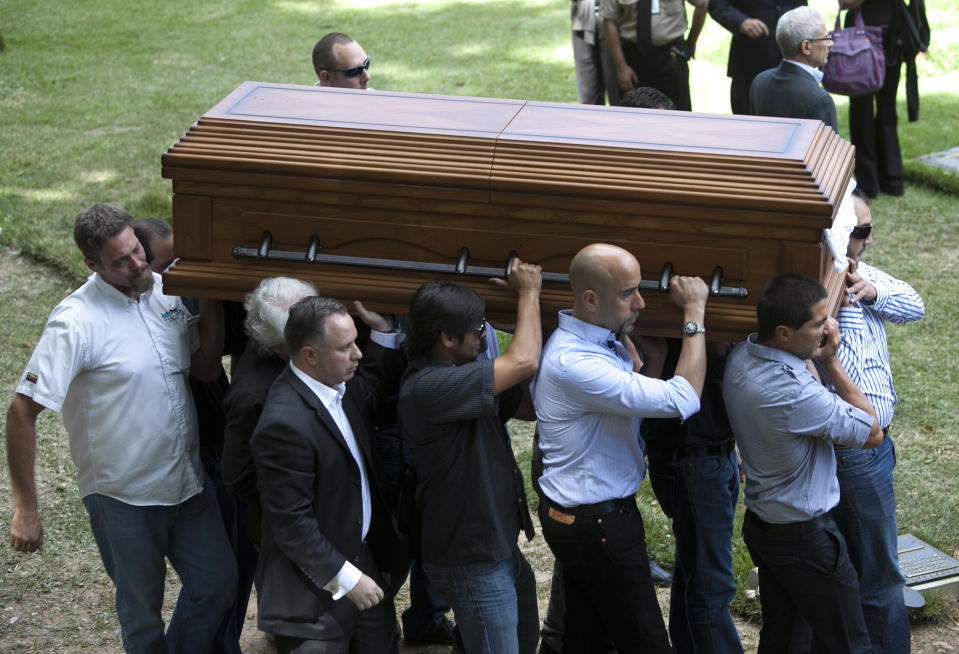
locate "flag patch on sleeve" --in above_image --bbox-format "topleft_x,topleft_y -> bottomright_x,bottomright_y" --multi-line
25,372 -> 38,384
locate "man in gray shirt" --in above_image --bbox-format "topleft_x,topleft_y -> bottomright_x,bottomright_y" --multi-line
723,273 -> 884,653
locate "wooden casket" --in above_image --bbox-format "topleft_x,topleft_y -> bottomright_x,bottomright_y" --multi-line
160,81 -> 854,340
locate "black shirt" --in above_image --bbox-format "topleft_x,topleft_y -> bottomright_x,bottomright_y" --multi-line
643,340 -> 733,450
399,357 -> 533,567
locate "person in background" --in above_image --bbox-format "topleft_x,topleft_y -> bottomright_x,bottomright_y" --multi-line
313,32 -> 372,90
642,337 -> 743,654
708,0 -> 806,114
842,0 -> 905,198
748,6 -> 837,131
571,0 -> 622,105
601,0 -> 707,110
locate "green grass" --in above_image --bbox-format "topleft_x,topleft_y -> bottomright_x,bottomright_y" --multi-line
2,0 -> 959,644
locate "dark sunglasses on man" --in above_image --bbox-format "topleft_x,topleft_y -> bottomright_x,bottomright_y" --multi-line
324,56 -> 371,78
850,223 -> 872,240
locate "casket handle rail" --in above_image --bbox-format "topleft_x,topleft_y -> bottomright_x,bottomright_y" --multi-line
233,231 -> 748,298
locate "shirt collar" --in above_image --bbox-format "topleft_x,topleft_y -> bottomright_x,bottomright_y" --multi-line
557,310 -> 618,349
290,361 -> 346,411
744,332 -> 808,369
783,58 -> 824,83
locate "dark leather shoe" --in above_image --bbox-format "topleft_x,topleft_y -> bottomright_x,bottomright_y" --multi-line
649,555 -> 672,586
403,617 -> 455,645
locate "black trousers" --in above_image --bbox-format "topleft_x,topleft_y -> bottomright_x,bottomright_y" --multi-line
849,62 -> 904,198
742,511 -> 871,654
539,498 -> 671,654
730,75 -> 755,115
624,40 -> 692,111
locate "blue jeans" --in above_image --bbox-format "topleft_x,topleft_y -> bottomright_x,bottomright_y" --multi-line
83,480 -> 238,654
402,559 -> 453,637
833,436 -> 910,654
204,453 -> 259,654
424,545 -> 539,654
374,426 -> 452,637
649,449 -> 743,654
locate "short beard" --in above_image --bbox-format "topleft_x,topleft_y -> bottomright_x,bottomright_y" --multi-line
131,270 -> 154,294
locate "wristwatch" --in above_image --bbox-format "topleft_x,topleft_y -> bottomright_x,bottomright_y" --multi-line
682,321 -> 706,337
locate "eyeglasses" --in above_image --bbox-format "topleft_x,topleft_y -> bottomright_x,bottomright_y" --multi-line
324,56 -> 371,78
472,321 -> 487,338
806,35 -> 834,43
850,223 -> 872,240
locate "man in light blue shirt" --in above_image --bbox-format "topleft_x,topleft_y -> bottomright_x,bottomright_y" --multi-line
828,189 -> 925,654
534,242 -> 709,653
723,273 -> 884,653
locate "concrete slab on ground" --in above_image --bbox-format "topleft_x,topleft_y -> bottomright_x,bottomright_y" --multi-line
917,146 -> 959,174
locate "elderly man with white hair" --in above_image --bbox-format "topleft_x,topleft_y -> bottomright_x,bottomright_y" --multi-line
222,276 -> 319,547
749,6 -> 837,131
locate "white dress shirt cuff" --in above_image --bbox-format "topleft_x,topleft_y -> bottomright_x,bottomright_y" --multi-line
370,329 -> 406,350
323,561 -> 362,600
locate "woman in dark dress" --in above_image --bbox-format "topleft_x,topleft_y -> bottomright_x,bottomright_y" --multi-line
845,0 -> 904,198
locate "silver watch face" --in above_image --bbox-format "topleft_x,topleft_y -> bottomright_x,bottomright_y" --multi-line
683,321 -> 705,336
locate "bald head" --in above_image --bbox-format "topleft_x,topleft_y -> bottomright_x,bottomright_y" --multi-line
570,243 -> 645,333
570,244 -> 638,295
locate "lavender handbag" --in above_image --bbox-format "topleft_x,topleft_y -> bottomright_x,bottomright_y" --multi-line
822,2 -> 886,97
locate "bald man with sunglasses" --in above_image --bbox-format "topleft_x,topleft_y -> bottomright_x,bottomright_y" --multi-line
313,32 -> 372,90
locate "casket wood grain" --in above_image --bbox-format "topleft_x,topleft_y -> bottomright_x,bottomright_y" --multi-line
161,82 -> 854,340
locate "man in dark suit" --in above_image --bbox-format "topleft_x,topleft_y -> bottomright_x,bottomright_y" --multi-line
750,6 -> 838,131
708,0 -> 806,114
251,296 -> 405,653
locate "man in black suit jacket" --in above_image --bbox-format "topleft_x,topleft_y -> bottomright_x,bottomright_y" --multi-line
708,0 -> 806,114
750,6 -> 838,131
252,296 -> 405,653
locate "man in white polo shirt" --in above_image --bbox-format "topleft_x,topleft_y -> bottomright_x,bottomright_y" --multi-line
5,203 -> 236,653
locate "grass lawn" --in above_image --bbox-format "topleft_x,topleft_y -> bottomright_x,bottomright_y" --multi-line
1,0 -> 959,649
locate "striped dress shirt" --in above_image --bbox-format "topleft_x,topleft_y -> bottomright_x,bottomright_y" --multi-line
835,261 -> 925,429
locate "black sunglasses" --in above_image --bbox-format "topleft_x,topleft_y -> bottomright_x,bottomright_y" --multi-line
473,321 -> 487,338
850,223 -> 872,240
326,56 -> 371,78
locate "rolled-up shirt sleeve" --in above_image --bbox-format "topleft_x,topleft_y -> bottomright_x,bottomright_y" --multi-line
560,350 -> 701,421
787,376 -> 874,448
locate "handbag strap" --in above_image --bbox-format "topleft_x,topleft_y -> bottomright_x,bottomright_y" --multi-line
834,0 -> 866,32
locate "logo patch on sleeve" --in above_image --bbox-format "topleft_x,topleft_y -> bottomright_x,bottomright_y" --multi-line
25,372 -> 38,384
